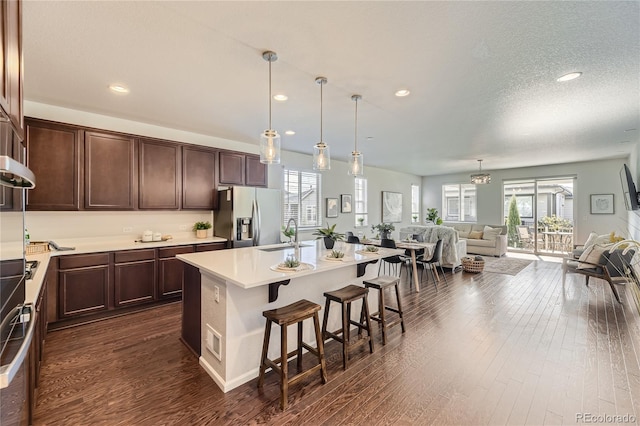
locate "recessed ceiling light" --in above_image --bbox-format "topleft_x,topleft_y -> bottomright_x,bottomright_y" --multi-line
273,94 -> 288,101
285,130 -> 295,135
366,136 -> 374,141
395,89 -> 410,97
556,72 -> 582,82
109,84 -> 129,94
625,128 -> 637,132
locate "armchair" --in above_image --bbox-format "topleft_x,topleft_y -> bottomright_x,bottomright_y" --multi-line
562,248 -> 635,303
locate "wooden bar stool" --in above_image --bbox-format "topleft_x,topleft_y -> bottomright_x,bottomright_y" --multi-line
362,275 -> 406,345
321,284 -> 374,370
257,299 -> 328,410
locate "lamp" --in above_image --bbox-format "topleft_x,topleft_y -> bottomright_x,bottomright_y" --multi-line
313,77 -> 330,171
259,51 -> 281,165
470,159 -> 491,184
348,94 -> 363,177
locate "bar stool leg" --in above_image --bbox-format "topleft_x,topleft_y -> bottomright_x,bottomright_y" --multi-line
280,323 -> 288,410
362,294 -> 374,354
379,287 -> 387,345
321,298 -> 330,340
395,283 -> 406,333
258,319 -> 271,388
313,313 -> 328,384
297,321 -> 303,372
341,302 -> 349,370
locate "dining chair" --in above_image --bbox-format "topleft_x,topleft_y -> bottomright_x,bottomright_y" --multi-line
379,238 -> 403,277
417,239 -> 447,290
347,235 -> 361,244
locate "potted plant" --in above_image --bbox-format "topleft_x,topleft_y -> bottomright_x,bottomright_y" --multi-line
426,208 -> 443,225
312,222 -> 345,249
371,222 -> 395,240
193,221 -> 212,239
357,217 -> 365,227
412,214 -> 418,223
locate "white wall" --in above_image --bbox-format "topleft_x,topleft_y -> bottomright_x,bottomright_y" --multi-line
24,102 -> 421,242
422,158 -> 632,245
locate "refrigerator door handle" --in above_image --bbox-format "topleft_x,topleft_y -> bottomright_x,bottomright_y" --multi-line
252,199 -> 261,246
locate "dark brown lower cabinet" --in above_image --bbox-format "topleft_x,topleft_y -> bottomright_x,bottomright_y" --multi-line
58,254 -> 110,318
114,249 -> 156,307
158,245 -> 194,299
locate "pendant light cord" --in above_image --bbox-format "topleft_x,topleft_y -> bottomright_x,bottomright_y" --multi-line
320,81 -> 323,142
268,56 -> 272,130
354,97 -> 358,152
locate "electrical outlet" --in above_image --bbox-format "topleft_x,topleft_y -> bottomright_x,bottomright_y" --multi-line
214,285 -> 220,303
179,224 -> 188,231
123,227 -> 132,233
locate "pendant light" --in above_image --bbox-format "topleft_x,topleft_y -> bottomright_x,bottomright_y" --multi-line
313,77 -> 330,171
470,159 -> 491,184
259,51 -> 281,164
348,94 -> 363,177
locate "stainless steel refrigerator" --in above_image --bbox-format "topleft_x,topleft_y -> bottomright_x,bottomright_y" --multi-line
214,187 -> 283,248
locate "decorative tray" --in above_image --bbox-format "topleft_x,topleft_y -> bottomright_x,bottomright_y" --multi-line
355,249 -> 379,255
324,255 -> 347,261
270,262 -> 315,272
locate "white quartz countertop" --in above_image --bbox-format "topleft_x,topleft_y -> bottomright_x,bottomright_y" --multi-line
177,239 -> 403,289
40,235 -> 227,256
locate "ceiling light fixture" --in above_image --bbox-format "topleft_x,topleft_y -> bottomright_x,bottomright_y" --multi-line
285,130 -> 296,135
395,89 -> 410,97
273,94 -> 288,101
259,51 -> 281,165
109,84 -> 129,94
313,77 -> 330,171
470,159 -> 491,184
556,72 -> 582,82
348,94 -> 363,177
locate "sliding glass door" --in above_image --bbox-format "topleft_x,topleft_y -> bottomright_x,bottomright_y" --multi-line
504,177 -> 575,255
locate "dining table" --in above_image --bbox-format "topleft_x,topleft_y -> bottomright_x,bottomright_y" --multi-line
362,239 -> 435,292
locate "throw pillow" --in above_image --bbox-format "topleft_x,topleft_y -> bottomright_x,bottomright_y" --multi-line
469,231 -> 483,239
458,231 -> 470,239
482,226 -> 502,242
583,232 -> 610,249
583,232 -> 599,248
577,243 -> 610,269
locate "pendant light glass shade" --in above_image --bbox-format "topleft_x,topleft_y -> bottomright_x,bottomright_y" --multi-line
470,159 -> 491,184
259,51 -> 281,165
313,77 -> 331,171
348,94 -> 363,177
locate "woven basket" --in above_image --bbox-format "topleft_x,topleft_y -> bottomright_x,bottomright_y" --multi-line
25,241 -> 50,255
462,256 -> 484,273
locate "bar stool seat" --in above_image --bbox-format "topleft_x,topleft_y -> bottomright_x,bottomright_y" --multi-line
322,284 -> 374,370
258,299 -> 328,410
362,275 -> 406,345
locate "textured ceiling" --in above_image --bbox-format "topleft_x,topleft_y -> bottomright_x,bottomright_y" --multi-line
22,1 -> 640,176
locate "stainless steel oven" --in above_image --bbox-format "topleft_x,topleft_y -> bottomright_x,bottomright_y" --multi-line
0,113 -> 36,423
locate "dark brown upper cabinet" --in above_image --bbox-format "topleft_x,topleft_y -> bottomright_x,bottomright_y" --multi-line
182,145 -> 216,210
1,0 -> 24,139
219,152 -> 267,187
139,139 -> 181,209
245,154 -> 268,187
26,119 -> 83,211
218,151 -> 245,186
84,131 -> 137,210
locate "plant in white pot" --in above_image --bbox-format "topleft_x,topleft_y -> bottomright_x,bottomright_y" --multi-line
193,221 -> 212,239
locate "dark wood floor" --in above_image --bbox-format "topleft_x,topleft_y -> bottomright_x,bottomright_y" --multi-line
33,259 -> 640,425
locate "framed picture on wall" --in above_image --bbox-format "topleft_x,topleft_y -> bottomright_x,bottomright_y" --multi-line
340,194 -> 352,213
326,198 -> 338,218
382,191 -> 402,222
590,194 -> 614,214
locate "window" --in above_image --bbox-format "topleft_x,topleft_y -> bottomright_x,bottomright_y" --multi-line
442,184 -> 477,222
411,184 -> 420,223
283,169 -> 321,228
354,177 -> 368,227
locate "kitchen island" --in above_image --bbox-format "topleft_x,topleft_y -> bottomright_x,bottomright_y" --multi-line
177,239 -> 402,393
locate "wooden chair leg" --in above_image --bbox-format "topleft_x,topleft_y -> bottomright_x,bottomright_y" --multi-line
258,319 -> 271,388
297,321 -> 303,372
608,280 -> 622,303
341,302 -> 349,370
394,283 -> 406,333
280,323 -> 288,410
362,294 -> 374,353
379,288 -> 387,345
312,313 -> 328,384
321,298 -> 330,339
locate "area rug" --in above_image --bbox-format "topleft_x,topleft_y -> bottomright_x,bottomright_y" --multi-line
481,256 -> 533,276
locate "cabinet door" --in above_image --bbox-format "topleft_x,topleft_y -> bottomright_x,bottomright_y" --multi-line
182,146 -> 216,209
139,139 -> 180,209
58,265 -> 109,317
26,119 -> 83,210
1,0 -> 23,138
218,151 -> 245,186
196,242 -> 227,252
245,154 -> 268,187
114,249 -> 157,307
84,131 -> 136,210
158,245 -> 194,299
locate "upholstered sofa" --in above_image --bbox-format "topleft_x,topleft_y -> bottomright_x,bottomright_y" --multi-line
398,225 -> 467,271
442,222 -> 507,257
